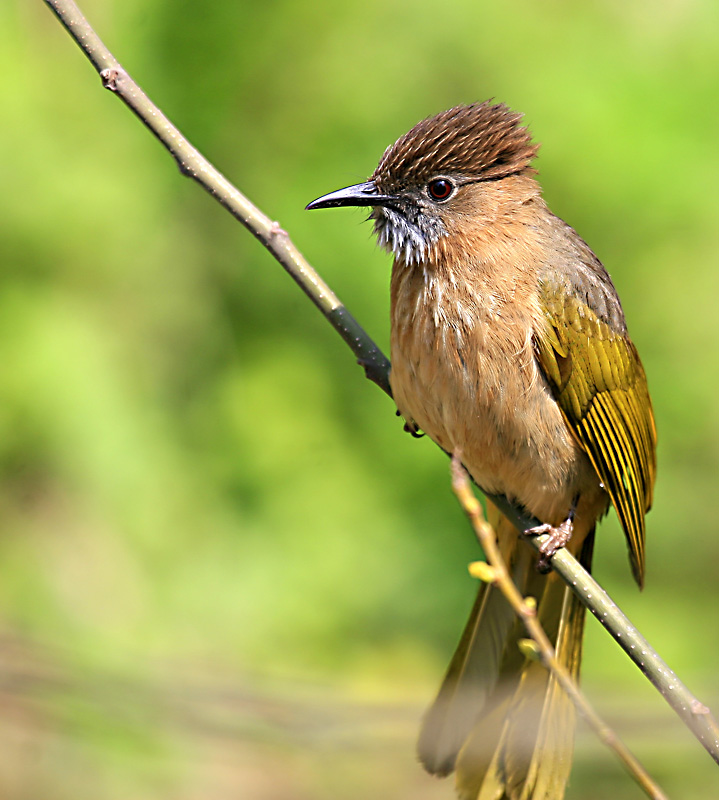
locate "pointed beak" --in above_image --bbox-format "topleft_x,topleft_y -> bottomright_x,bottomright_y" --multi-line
305,180 -> 394,210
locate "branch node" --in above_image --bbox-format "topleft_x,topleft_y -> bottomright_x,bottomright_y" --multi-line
270,220 -> 288,239
691,700 -> 711,716
176,158 -> 195,178
518,638 -> 541,661
468,561 -> 497,583
100,67 -> 120,91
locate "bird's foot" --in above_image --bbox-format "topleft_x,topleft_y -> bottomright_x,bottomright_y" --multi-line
396,410 -> 424,438
525,516 -> 574,573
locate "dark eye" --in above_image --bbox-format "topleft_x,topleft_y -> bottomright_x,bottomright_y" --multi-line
427,178 -> 454,201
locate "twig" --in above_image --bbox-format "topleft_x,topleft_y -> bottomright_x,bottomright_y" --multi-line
492,496 -> 719,765
451,456 -> 668,799
42,0 -> 391,397
43,0 -> 719,770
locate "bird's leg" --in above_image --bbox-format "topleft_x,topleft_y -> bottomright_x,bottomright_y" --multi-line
525,499 -> 577,572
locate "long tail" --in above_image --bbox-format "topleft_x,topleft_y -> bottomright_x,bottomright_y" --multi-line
418,504 -> 595,800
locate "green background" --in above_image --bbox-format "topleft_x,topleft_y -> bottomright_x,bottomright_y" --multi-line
2,1 -> 718,797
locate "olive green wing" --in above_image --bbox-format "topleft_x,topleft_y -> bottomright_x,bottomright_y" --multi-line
534,287 -> 657,586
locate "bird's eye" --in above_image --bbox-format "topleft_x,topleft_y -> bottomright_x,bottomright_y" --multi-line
427,178 -> 454,201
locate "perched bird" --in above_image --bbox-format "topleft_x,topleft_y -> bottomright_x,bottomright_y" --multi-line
306,101 -> 656,800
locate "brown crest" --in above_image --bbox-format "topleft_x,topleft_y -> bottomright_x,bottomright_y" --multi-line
372,101 -> 539,190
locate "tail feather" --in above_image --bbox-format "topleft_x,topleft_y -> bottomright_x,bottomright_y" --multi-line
507,531 -> 594,799
419,510 -> 595,800
418,579 -> 519,776
418,509 -> 531,775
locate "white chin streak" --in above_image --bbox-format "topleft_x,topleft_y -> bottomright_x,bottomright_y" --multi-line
372,207 -> 441,265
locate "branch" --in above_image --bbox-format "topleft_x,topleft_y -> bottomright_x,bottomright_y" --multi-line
44,0 -> 719,770
42,0 -> 391,398
451,456 -> 667,800
494,495 -> 719,766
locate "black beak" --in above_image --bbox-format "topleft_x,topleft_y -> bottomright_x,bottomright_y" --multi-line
305,180 -> 395,210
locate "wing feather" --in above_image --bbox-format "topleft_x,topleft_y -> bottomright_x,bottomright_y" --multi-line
535,291 -> 656,586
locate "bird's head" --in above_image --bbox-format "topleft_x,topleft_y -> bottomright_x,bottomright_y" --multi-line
306,101 -> 539,265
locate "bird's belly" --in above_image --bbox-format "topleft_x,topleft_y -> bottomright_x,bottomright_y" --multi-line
390,322 -> 600,527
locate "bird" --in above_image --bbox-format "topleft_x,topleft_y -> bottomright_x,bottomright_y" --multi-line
306,101 -> 657,800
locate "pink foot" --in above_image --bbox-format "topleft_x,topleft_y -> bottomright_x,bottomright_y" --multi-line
525,516 -> 574,572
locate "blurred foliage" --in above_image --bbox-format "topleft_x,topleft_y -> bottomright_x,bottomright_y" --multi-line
1,0 -> 718,797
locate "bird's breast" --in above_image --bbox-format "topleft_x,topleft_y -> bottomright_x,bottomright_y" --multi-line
389,259 -> 597,525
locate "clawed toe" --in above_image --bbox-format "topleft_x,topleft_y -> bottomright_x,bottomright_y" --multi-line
525,517 -> 574,572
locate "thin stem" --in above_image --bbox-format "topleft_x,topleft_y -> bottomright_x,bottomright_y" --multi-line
42,0 -> 391,397
491,493 -> 719,765
451,456 -> 668,800
43,0 -> 719,771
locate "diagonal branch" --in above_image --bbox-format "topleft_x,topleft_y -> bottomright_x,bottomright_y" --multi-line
451,455 -> 668,800
42,0 -> 391,397
43,0 -> 719,770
